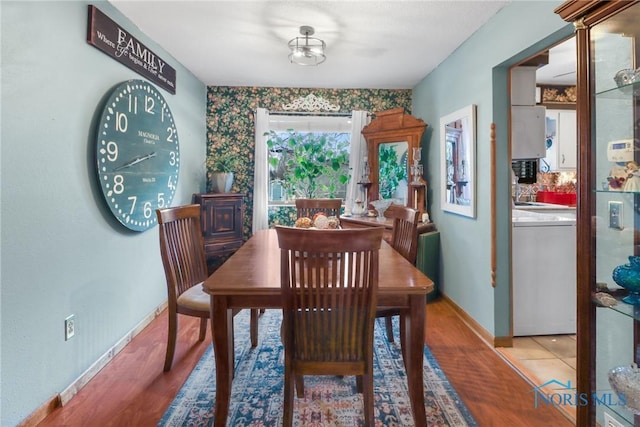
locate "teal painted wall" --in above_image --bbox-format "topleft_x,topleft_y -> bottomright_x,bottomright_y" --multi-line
1,2 -> 206,425
412,1 -> 572,338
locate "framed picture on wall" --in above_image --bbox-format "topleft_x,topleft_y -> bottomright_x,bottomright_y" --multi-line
440,104 -> 477,218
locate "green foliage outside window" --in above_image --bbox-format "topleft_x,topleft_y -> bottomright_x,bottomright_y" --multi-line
265,130 -> 350,199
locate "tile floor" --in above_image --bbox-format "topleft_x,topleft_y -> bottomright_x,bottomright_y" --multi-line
497,334 -> 577,420
499,335 -> 577,387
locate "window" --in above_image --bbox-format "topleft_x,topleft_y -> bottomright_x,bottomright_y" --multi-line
266,115 -> 352,203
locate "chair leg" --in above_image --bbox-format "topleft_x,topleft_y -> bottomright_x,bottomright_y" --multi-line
164,309 -> 178,372
385,316 -> 395,342
356,375 -> 363,393
198,317 -> 207,341
295,375 -> 305,398
362,372 -> 374,427
250,309 -> 259,347
399,314 -> 407,363
283,368 -> 294,426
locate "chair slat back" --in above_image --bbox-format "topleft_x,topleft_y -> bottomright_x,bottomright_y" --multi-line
388,205 -> 420,264
276,226 -> 383,364
156,205 -> 208,300
295,198 -> 342,219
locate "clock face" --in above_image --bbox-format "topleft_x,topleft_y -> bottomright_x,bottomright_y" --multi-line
95,80 -> 180,231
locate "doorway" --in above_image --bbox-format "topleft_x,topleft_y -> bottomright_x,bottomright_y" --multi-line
499,35 -> 578,420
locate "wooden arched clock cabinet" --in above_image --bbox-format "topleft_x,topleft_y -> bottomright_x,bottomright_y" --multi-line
361,108 -> 427,213
343,108 -> 436,267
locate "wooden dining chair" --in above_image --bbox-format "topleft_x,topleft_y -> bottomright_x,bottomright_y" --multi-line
294,198 -> 342,219
376,204 -> 420,342
156,204 -> 258,372
275,226 -> 383,426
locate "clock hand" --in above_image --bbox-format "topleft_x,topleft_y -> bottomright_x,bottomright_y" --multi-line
114,152 -> 157,171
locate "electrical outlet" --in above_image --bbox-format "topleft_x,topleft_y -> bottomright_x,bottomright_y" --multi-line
65,315 -> 75,341
609,201 -> 623,230
604,412 -> 624,427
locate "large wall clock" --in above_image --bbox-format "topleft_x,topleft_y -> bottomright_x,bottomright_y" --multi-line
95,79 -> 180,231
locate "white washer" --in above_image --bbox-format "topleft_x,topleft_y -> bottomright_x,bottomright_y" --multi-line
512,209 -> 576,336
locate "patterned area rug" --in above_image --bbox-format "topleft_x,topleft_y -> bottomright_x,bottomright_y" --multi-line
159,309 -> 477,426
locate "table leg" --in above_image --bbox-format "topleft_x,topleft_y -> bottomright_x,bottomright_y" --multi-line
212,297 -> 234,426
399,311 -> 407,363
402,295 -> 426,426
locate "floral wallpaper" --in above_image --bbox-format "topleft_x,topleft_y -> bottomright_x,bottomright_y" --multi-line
206,87 -> 412,238
268,205 -> 297,228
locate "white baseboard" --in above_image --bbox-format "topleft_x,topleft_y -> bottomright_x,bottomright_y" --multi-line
58,301 -> 168,405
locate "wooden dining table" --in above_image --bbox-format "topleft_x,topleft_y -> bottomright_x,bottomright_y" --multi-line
203,228 -> 434,426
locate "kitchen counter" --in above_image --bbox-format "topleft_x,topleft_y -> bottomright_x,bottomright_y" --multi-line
512,209 -> 575,226
513,201 -> 576,218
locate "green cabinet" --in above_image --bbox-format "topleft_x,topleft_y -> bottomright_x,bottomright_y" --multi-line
417,231 -> 440,302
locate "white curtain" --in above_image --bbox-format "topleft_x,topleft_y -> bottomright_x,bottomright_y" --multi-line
345,110 -> 370,214
253,107 -> 269,232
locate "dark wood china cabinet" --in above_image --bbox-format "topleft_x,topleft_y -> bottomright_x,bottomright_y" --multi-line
556,1 -> 640,425
192,193 -> 244,274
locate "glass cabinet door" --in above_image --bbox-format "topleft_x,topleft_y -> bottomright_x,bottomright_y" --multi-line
590,3 -> 640,426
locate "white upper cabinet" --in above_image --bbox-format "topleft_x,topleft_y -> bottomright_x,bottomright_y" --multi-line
540,109 -> 577,171
511,66 -> 547,160
512,105 -> 546,159
556,109 -> 577,169
511,67 -> 538,106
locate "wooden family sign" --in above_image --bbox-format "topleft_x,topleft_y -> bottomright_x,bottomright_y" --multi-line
87,5 -> 176,94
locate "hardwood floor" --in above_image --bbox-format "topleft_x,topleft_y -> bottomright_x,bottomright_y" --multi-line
37,312 -> 210,427
426,299 -> 573,427
37,298 -> 573,426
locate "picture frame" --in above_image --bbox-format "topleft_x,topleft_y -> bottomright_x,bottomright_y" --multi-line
440,104 -> 476,218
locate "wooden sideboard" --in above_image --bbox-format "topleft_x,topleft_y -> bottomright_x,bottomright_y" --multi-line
192,193 -> 244,274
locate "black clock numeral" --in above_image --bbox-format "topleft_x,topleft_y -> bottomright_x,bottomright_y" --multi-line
115,112 -> 128,133
145,96 -> 155,114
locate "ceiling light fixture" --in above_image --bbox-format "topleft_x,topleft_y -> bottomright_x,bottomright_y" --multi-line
288,26 -> 326,66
